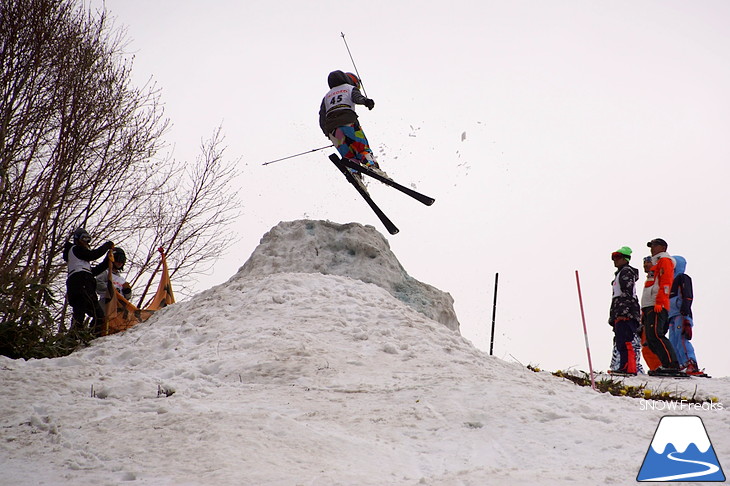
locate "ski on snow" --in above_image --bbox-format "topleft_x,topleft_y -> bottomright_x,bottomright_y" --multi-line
336,156 -> 435,206
647,369 -> 692,378
329,154 -> 400,235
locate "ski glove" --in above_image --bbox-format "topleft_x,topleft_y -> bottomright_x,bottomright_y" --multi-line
682,319 -> 692,340
653,304 -> 663,313
364,99 -> 375,110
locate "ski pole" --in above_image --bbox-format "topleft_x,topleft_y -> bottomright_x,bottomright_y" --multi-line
575,270 -> 597,390
340,32 -> 368,98
262,145 -> 334,166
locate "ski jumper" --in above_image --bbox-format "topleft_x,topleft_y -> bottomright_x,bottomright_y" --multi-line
640,252 -> 679,369
609,263 -> 641,373
319,71 -> 378,174
668,256 -> 698,370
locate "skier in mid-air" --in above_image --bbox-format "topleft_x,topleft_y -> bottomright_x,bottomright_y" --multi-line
319,69 -> 434,235
319,70 -> 384,179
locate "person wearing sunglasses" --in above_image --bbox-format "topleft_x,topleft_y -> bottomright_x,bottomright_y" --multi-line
608,246 -> 641,375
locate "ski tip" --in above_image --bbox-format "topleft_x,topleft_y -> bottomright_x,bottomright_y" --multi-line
388,227 -> 400,235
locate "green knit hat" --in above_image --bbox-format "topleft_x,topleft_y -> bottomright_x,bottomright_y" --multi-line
611,246 -> 632,260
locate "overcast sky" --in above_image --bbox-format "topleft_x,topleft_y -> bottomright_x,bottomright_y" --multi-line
90,1 -> 730,377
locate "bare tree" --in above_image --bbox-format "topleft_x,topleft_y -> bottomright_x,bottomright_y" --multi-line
126,126 -> 240,306
0,0 -> 240,353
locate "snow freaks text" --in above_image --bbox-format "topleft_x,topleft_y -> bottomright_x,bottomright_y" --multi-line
639,400 -> 724,411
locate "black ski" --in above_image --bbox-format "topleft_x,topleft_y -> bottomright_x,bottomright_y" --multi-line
647,369 -> 691,378
329,154 -> 399,235
337,157 -> 435,206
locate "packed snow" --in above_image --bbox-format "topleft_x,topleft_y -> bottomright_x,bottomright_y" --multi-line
1,220 -> 728,485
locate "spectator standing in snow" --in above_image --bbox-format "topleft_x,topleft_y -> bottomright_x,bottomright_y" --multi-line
608,246 -> 641,375
63,228 -> 114,336
62,228 -> 114,336
639,256 -> 662,371
96,247 -> 132,304
668,255 -> 702,374
641,238 -> 680,374
319,70 -> 383,179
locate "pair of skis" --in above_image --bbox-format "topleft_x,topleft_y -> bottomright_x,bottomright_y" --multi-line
329,154 -> 434,235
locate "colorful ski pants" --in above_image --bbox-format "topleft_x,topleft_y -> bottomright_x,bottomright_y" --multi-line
668,315 -> 697,368
610,333 -> 644,373
328,122 -> 378,175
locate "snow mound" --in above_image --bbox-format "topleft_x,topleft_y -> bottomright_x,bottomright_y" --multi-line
233,220 -> 460,331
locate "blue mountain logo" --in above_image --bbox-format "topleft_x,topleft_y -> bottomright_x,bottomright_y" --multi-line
637,416 -> 725,482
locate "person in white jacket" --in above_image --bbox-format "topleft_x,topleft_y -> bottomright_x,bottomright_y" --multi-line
96,247 -> 132,304
62,227 -> 113,335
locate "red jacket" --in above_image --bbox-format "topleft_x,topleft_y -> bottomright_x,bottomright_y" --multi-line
650,253 -> 675,310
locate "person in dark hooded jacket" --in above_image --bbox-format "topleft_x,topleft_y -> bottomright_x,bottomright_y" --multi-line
62,228 -> 113,336
608,246 -> 642,375
319,70 -> 382,178
668,255 -> 702,374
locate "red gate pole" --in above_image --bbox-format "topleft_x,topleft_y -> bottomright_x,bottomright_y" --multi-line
575,270 -> 597,390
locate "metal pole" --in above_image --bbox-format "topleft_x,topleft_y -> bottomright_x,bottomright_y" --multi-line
489,272 -> 499,355
340,32 -> 368,98
575,270 -> 597,390
262,145 -> 334,166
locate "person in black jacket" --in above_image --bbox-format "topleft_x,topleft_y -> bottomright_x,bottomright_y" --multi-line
319,70 -> 383,178
608,246 -> 642,375
62,228 -> 113,336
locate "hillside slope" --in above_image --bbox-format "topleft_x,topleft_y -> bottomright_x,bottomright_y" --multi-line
1,221 -> 728,485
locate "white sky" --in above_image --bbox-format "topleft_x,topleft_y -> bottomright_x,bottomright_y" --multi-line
89,0 -> 730,377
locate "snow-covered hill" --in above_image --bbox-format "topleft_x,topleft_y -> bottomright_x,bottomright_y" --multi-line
1,221 -> 728,485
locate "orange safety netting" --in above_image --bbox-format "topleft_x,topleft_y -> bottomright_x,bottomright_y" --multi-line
102,248 -> 175,336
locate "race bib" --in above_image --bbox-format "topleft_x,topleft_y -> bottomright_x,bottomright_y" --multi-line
324,84 -> 355,114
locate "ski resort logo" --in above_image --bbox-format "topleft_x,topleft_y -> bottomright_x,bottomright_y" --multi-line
637,416 -> 725,482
